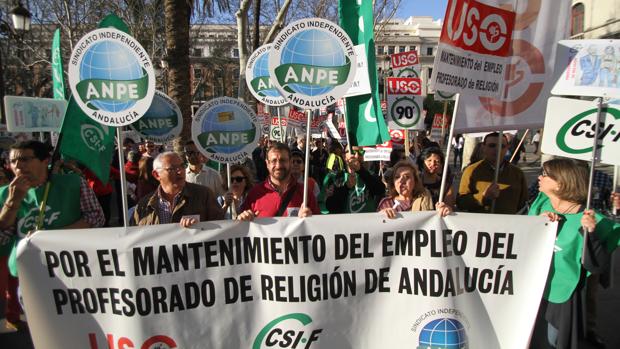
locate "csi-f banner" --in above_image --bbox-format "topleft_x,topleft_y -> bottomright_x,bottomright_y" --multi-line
391,50 -> 422,78
386,78 -> 425,130
129,90 -> 183,143
246,44 -> 287,107
551,39 -> 620,99
431,0 -> 516,98
16,212 -> 556,349
269,18 -> 356,110
51,29 -> 66,100
542,97 -> 620,166
339,0 -> 391,146
191,97 -> 260,164
68,27 -> 155,126
454,0 -> 571,132
4,96 -> 67,132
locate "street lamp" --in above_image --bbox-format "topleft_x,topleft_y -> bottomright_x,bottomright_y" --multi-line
10,2 -> 31,32
0,2 -> 32,123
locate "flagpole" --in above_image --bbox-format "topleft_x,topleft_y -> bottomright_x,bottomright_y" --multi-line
509,129 -> 529,164
226,163 -> 234,219
116,127 -> 129,227
277,106 -> 284,143
438,94 -> 459,205
490,130 -> 504,214
404,130 -> 410,157
342,100 -> 352,153
613,165 -> 618,216
302,110 -> 312,209
582,97 -> 604,264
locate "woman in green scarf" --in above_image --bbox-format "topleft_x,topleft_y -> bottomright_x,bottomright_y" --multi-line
528,158 -> 619,349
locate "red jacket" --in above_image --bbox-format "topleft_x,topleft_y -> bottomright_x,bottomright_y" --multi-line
241,177 -> 320,217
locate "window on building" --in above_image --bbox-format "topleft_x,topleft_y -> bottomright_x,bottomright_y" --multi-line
571,3 -> 585,36
388,46 -> 395,55
399,46 -> 406,53
410,46 -> 417,52
193,68 -> 203,79
377,46 -> 385,55
426,47 -> 433,56
192,48 -> 202,57
232,48 -> 239,58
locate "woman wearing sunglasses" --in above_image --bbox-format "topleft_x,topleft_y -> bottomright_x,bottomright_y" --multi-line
378,160 -> 451,218
218,165 -> 253,219
529,158 -> 619,349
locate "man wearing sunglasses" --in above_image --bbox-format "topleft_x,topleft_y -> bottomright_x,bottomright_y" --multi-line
184,141 -> 224,197
131,152 -> 224,227
457,132 -> 528,214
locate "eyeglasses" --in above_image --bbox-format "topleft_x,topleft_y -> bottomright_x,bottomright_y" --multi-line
267,158 -> 289,165
231,176 -> 246,183
159,163 -> 187,173
541,170 -> 550,177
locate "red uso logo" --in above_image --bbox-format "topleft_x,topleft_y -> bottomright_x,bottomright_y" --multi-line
390,51 -> 419,69
389,129 -> 405,145
89,333 -> 177,349
442,0 -> 516,57
387,78 -> 422,95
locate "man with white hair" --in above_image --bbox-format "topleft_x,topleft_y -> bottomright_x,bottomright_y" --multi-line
131,152 -> 224,227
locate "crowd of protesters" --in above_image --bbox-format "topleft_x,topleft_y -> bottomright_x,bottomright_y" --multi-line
0,129 -> 618,349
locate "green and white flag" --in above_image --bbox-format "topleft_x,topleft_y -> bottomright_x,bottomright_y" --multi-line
58,14 -> 129,184
51,28 -> 65,100
339,0 -> 390,146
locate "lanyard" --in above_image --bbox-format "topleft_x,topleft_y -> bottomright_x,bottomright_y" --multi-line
35,182 -> 51,231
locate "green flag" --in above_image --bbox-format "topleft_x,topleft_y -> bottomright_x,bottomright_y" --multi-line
58,14 -> 129,184
339,0 -> 390,146
51,28 -> 65,100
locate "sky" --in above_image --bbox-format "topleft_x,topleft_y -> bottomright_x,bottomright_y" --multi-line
395,0 -> 449,20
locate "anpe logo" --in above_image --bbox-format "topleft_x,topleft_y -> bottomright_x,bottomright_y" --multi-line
88,333 -> 177,349
68,28 -> 155,126
417,318 -> 468,349
557,106 -> 620,154
253,313 -> 322,349
442,0 -> 515,57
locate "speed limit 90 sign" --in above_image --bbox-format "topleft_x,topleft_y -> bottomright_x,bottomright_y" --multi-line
386,77 -> 424,130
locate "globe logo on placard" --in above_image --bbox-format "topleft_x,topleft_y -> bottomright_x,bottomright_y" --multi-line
130,91 -> 182,142
79,41 -> 142,112
280,30 -> 345,96
192,97 -> 260,164
269,18 -> 356,109
254,52 -> 281,98
418,318 -> 468,349
246,44 -> 286,106
68,28 -> 155,127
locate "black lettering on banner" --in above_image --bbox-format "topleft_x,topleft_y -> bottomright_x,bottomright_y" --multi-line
45,250 -> 91,277
397,267 -> 514,297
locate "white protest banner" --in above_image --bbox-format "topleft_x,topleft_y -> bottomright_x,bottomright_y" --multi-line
386,77 -> 425,130
191,97 -> 260,164
390,50 -> 422,78
68,28 -> 155,127
343,44 -> 372,97
269,18 -> 357,110
453,1 -> 571,132
246,44 -> 288,106
3,96 -> 67,132
363,138 -> 392,161
287,108 -> 306,128
17,212 -> 555,349
551,39 -> 620,99
431,0 -> 516,98
542,97 -> 620,166
270,116 -> 288,142
129,90 -> 183,143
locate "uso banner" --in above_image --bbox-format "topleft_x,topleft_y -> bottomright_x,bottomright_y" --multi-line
453,0 -> 570,132
17,212 -> 555,349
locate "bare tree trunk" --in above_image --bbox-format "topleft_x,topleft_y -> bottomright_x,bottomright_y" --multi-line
165,0 -> 192,144
236,0 -> 252,101
62,0 -> 75,50
262,0 -> 292,45
252,0 -> 261,51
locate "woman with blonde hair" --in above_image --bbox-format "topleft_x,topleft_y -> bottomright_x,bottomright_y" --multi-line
378,160 -> 451,218
529,158 -> 619,349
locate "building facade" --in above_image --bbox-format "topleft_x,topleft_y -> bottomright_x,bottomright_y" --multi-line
570,0 -> 620,39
